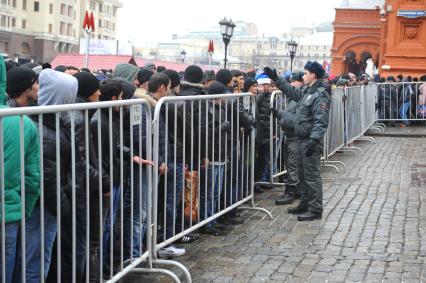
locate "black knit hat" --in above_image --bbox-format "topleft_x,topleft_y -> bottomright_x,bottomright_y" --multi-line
6,66 -> 38,95
162,69 -> 181,89
304,61 -> 325,79
137,68 -> 154,85
243,77 -> 257,92
216,69 -> 233,85
74,72 -> 100,98
207,81 -> 226,95
184,65 -> 203,84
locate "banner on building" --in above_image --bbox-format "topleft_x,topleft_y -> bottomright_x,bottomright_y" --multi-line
79,39 -> 132,55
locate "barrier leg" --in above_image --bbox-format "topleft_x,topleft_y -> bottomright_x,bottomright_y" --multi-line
356,136 -> 376,144
239,198 -> 274,220
340,147 -> 362,156
151,259 -> 192,283
321,162 -> 340,173
130,267 -> 182,283
325,160 -> 347,172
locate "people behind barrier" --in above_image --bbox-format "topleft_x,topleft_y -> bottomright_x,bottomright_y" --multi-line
1,57 -> 426,281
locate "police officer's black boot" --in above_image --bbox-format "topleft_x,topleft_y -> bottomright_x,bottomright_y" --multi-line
275,185 -> 296,205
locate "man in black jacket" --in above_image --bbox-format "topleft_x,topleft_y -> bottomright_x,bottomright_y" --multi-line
17,69 -> 77,282
61,72 -> 110,283
254,73 -> 274,187
216,69 -> 255,225
265,61 -> 330,221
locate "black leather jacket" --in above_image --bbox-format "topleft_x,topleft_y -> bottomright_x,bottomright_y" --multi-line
64,96 -> 111,195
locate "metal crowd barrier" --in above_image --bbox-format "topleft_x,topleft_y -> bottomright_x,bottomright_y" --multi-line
150,93 -> 273,282
0,99 -> 165,283
322,87 -> 346,172
377,82 -> 425,122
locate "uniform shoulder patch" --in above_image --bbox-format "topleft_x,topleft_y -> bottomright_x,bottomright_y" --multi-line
320,103 -> 328,110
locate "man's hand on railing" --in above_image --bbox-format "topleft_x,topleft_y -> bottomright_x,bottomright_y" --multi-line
133,156 -> 154,166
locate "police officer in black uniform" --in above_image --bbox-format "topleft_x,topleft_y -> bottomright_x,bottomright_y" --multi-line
275,71 -> 304,206
265,61 -> 330,221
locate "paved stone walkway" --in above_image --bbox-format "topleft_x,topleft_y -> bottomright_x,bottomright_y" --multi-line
172,137 -> 426,282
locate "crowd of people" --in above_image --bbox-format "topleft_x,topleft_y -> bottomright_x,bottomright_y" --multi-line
1,54 -> 424,283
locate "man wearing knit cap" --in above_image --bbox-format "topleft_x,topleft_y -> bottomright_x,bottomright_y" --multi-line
112,63 -> 140,88
137,68 -> 154,91
60,71 -> 109,282
243,77 -> 258,96
265,61 -> 330,221
14,69 -> 77,282
6,66 -> 39,107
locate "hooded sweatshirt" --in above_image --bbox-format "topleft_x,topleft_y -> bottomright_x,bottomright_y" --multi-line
112,63 -> 139,83
38,69 -> 78,106
35,69 -> 78,216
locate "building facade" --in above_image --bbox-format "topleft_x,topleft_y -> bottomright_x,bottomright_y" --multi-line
331,0 -> 426,77
0,0 -> 121,63
150,22 -> 332,72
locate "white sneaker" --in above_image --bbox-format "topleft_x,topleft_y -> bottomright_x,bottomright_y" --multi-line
158,245 -> 186,258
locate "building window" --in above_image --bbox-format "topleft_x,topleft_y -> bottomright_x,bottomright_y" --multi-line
11,17 -> 15,27
12,0 -> 16,8
67,23 -> 72,36
0,16 -> 6,27
0,41 -> 9,53
67,6 -> 72,17
98,19 -> 101,28
60,4 -> 66,15
60,21 -> 66,35
99,3 -> 102,12
48,23 -> 52,33
22,0 -> 26,10
34,1 -> 39,12
22,19 -> 26,29
49,3 -> 53,14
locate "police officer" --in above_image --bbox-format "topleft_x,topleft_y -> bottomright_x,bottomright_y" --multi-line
265,61 -> 330,221
275,71 -> 304,206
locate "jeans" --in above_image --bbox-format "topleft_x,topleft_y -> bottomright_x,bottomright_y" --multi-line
102,185 -> 121,271
14,206 -> 57,283
165,163 -> 184,239
123,167 -> 148,259
399,101 -> 411,125
0,221 -> 19,283
200,164 -> 225,227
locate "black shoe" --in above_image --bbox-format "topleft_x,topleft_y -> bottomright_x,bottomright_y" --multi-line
178,233 -> 200,244
297,211 -> 322,221
287,205 -> 308,214
276,194 -> 295,205
212,221 -> 229,230
200,226 -> 221,236
294,192 -> 302,200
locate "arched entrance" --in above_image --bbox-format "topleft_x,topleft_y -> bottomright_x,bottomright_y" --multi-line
344,51 -> 358,74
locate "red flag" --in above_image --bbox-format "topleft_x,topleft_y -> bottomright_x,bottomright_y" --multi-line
89,11 -> 95,31
82,11 -> 89,29
208,40 -> 214,54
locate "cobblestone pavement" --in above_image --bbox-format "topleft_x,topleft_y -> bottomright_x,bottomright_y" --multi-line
171,137 -> 426,283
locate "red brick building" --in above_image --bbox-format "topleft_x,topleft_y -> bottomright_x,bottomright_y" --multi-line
331,0 -> 426,77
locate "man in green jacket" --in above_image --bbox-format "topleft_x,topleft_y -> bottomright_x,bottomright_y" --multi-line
265,61 -> 330,221
0,104 -> 40,283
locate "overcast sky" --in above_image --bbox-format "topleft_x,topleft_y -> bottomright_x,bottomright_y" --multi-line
117,0 -> 342,46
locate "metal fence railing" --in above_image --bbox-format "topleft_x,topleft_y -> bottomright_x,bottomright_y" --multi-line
0,93 -> 274,283
377,82 -> 426,122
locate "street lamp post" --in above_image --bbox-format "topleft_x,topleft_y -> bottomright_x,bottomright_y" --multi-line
180,49 -> 187,63
219,17 -> 235,69
287,39 -> 298,71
